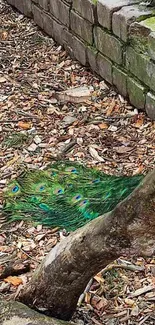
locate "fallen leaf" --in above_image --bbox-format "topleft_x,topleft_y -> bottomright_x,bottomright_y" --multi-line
85,292 -> 91,304
108,125 -> 117,132
62,115 -> 77,127
114,146 -> 133,154
124,298 -> 135,306
99,122 -> 108,130
106,100 -> 115,116
89,146 -> 104,162
0,31 -> 8,40
4,276 -> 23,286
134,116 -> 144,128
91,295 -> 108,310
131,305 -> 139,316
18,121 -> 32,130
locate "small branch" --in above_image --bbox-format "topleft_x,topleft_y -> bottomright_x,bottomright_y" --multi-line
77,278 -> 93,306
101,263 -> 145,275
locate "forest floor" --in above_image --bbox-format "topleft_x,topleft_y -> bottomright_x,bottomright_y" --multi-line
0,1 -> 155,324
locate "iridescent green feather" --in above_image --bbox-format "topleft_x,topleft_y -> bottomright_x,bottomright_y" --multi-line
3,161 -> 144,231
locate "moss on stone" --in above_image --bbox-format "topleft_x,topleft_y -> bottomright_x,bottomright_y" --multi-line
140,16 -> 155,30
130,36 -> 149,54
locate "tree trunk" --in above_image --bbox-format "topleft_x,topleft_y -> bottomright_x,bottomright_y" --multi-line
18,170 -> 155,320
0,299 -> 70,325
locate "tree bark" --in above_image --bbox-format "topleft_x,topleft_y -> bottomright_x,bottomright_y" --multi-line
18,170 -> 155,320
0,299 -> 70,325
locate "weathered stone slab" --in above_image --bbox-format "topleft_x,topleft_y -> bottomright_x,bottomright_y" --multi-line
49,0 -> 70,27
7,0 -> 32,17
94,27 -> 123,64
87,47 -> 98,74
129,21 -> 153,54
42,12 -> 54,37
38,0 -> 49,10
52,19 -> 66,45
97,53 -> 112,84
126,46 -> 155,92
32,4 -> 43,29
145,92 -> 155,120
43,12 -> 66,45
113,65 -> 127,97
73,36 -> 87,66
148,31 -> 155,60
97,0 -> 141,30
127,77 -> 145,109
70,10 -> 93,44
63,29 -> 74,57
112,5 -> 152,42
73,0 -> 96,23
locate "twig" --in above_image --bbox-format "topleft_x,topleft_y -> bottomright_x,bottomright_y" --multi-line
56,139 -> 77,159
19,248 -> 40,264
77,278 -> 93,306
129,284 -> 154,298
139,315 -> 150,325
101,263 -> 145,275
0,117 -> 39,124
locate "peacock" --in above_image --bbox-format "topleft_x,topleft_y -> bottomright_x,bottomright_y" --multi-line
3,161 -> 144,231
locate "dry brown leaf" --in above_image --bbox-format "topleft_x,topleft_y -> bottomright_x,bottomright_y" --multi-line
99,122 -> 108,130
131,304 -> 139,316
124,298 -> 135,306
18,121 -> 32,130
89,146 -> 104,162
91,296 -> 108,311
0,30 -> 8,40
106,100 -> 115,116
114,146 -> 133,154
94,274 -> 105,284
134,116 -> 144,128
85,292 -> 91,304
4,276 -> 23,286
133,165 -> 144,175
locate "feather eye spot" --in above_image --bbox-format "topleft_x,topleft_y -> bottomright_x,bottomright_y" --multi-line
66,167 -> 78,174
92,179 -> 100,184
105,192 -> 110,198
67,183 -> 73,187
39,186 -> 45,191
39,203 -> 50,211
51,171 -> 57,176
71,168 -> 77,173
53,188 -> 64,195
72,194 -> 82,203
12,185 -> 19,193
58,189 -> 63,194
75,195 -> 81,200
79,199 -> 88,207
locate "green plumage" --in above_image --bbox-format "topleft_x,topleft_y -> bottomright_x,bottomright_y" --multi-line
3,161 -> 143,231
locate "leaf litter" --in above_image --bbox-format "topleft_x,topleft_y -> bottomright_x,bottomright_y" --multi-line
0,1 -> 154,324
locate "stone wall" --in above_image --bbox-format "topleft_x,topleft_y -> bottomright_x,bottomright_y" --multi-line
6,0 -> 155,119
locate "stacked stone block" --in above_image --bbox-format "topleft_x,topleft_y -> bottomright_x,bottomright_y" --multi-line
6,0 -> 155,119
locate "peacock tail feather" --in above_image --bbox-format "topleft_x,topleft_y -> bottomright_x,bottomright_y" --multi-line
3,161 -> 144,231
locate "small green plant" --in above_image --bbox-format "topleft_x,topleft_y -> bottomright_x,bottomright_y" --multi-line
92,0 -> 98,5
3,132 -> 31,148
